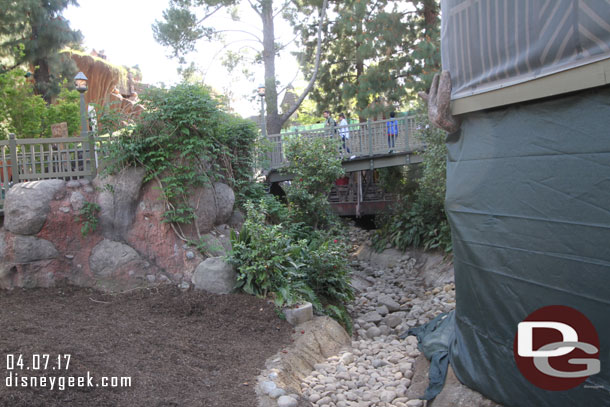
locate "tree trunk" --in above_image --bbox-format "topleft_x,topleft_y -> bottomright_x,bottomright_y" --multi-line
31,21 -> 52,104
261,0 -> 328,135
356,19 -> 366,123
422,0 -> 439,30
261,0 -> 282,135
33,57 -> 52,104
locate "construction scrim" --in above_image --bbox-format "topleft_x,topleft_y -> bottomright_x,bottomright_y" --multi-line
441,0 -> 610,99
438,0 -> 610,406
445,87 -> 610,407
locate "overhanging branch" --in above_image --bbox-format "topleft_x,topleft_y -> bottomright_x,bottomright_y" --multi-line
280,0 -> 329,124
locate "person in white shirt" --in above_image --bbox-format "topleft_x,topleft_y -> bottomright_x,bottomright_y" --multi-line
338,113 -> 356,159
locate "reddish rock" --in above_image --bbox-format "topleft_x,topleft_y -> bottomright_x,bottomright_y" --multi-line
126,181 -> 203,282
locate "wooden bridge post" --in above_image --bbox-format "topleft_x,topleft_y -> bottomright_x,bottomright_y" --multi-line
87,131 -> 97,180
8,133 -> 19,183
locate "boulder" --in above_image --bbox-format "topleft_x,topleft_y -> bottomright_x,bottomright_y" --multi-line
89,239 -> 140,277
93,167 -> 146,241
227,209 -> 245,230
4,179 -> 66,235
13,236 -> 59,263
188,185 -> 219,235
213,182 -> 235,225
188,182 -> 235,235
283,302 -> 314,326
199,233 -> 231,257
191,257 -> 236,294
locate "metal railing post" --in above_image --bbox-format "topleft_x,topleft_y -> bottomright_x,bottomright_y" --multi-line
358,123 -> 363,154
367,119 -> 373,156
9,133 -> 19,183
404,117 -> 409,151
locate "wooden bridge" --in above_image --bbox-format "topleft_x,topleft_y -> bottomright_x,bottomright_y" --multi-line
265,116 -> 425,216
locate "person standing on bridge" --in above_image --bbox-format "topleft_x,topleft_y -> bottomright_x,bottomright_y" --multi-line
323,110 -> 337,136
386,111 -> 398,153
338,113 -> 355,159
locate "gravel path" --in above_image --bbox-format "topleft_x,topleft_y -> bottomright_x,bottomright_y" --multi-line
298,226 -> 456,407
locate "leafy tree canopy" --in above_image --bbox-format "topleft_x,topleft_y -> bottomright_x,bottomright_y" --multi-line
153,0 -> 328,135
0,0 -> 82,102
293,0 -> 440,120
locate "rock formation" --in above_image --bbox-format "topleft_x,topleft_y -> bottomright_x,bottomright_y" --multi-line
66,50 -> 144,120
0,173 -> 242,292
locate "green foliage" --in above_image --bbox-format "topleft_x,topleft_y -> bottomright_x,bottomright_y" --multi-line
102,83 -> 259,232
0,69 -> 80,139
0,0 -> 82,102
0,69 -> 46,138
228,133 -> 353,329
227,200 -> 354,331
153,0 -> 331,134
373,110 -> 452,253
77,201 -> 101,237
294,0 -> 440,119
282,134 -> 344,229
42,86 -> 80,136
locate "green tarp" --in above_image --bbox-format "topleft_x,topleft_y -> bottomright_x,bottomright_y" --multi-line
445,87 -> 610,406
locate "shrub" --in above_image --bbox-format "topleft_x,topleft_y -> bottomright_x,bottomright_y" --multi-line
0,69 -> 80,139
228,135 -> 353,330
282,134 -> 344,229
227,200 -> 354,331
101,83 -> 259,238
373,108 -> 452,253
77,201 -> 101,236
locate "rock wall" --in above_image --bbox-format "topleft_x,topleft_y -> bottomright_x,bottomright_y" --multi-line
0,172 -> 242,292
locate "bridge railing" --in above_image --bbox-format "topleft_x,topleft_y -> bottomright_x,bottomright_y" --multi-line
266,116 -> 424,169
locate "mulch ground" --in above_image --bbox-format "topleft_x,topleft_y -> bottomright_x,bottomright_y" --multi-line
0,285 -> 294,407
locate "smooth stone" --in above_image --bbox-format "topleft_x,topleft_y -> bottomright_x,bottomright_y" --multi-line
318,396 -> 332,404
362,311 -> 383,323
269,388 -> 286,399
384,313 -> 402,328
260,380 -> 276,394
378,294 -> 401,312
376,305 -> 389,316
340,352 -> 355,365
277,395 -> 298,407
366,326 -> 381,338
380,390 -> 397,403
309,393 -> 321,403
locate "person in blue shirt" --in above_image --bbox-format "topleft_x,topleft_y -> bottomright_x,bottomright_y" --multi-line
386,111 -> 398,153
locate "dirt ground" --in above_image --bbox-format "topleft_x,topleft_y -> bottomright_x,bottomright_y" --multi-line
0,285 -> 294,407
